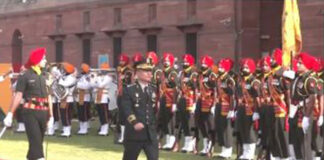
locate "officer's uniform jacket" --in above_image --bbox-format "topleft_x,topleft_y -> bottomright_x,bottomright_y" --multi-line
76,74 -> 92,105
58,74 -> 77,103
121,82 -> 157,141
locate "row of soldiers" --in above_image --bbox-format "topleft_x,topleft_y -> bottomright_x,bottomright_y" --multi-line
8,61 -> 118,138
117,50 -> 324,160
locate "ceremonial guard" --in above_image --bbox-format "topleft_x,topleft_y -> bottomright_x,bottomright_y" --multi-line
178,54 -> 199,153
59,63 -> 77,137
91,63 -> 112,136
3,48 -> 53,160
76,63 -> 92,135
215,58 -> 236,159
158,53 -> 178,151
236,58 -> 261,160
121,55 -> 158,160
46,64 -> 62,135
196,55 -> 217,157
117,54 -> 133,143
290,52 -> 318,160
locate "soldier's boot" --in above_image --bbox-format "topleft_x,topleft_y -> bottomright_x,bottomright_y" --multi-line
313,157 -> 321,160
245,143 -> 256,160
78,122 -> 88,135
199,138 -> 209,156
207,140 -> 214,158
37,158 -> 45,160
166,135 -> 176,150
288,144 -> 296,160
239,144 -> 249,159
181,136 -> 191,152
16,123 -> 25,133
53,121 -> 60,131
117,125 -> 125,143
46,126 -> 55,136
98,124 -> 109,136
77,122 -> 84,134
162,134 -> 170,150
218,146 -> 233,159
186,136 -> 196,153
61,126 -> 71,137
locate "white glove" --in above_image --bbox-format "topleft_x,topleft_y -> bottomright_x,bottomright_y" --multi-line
0,75 -> 4,82
172,104 -> 177,112
302,116 -> 310,134
227,110 -> 235,119
210,105 -> 216,115
191,103 -> 196,114
3,112 -> 13,127
318,116 -> 323,127
289,104 -> 298,118
252,112 -> 260,121
283,70 -> 296,80
47,117 -> 54,129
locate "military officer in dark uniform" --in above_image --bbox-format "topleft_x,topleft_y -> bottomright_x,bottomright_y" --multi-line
3,48 -> 53,160
290,52 -> 318,160
121,56 -> 158,160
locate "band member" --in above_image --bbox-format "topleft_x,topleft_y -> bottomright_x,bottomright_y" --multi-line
91,63 -> 112,136
3,47 -> 53,160
76,63 -> 92,135
59,63 -> 77,137
46,64 -> 62,135
311,58 -> 323,160
215,58 -> 236,159
117,54 -> 133,143
158,53 -> 178,151
121,56 -> 158,160
196,55 -> 216,157
236,58 -> 261,160
178,54 -> 199,153
290,52 -> 318,160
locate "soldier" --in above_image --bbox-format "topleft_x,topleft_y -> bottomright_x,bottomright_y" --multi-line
178,54 -> 199,153
58,63 -> 77,137
91,63 -> 112,136
116,54 -> 134,143
158,53 -> 178,151
46,64 -> 62,135
236,58 -> 261,160
121,56 -> 158,160
262,50 -> 290,160
3,48 -> 53,160
215,58 -> 236,159
311,58 -> 323,160
76,63 -> 92,135
196,55 -> 217,157
290,52 -> 318,160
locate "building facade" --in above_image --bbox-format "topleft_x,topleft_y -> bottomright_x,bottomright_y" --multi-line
0,0 -> 323,70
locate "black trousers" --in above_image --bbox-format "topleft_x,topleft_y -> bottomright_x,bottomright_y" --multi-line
15,104 -> 24,123
293,120 -> 313,159
22,108 -> 48,160
123,140 -> 159,160
159,98 -> 176,135
259,105 -> 274,150
198,112 -> 215,139
117,95 -> 125,125
52,102 -> 60,122
312,121 -> 323,157
269,117 -> 289,158
60,103 -> 73,126
77,102 -> 91,122
96,103 -> 109,125
236,106 -> 257,144
215,105 -> 233,148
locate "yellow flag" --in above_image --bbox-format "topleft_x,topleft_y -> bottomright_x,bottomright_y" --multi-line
282,0 -> 302,67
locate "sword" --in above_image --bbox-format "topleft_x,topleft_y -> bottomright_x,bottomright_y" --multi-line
0,126 -> 7,138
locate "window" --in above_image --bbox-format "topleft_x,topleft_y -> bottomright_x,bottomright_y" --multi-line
147,35 -> 157,52
186,33 -> 197,60
113,37 -> 122,67
83,39 -> 91,65
83,11 -> 90,29
148,4 -> 157,22
56,14 -> 62,32
187,0 -> 197,18
55,40 -> 63,62
114,8 -> 122,25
